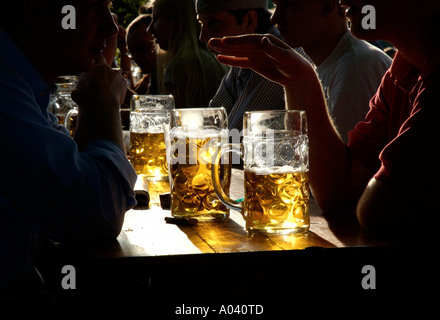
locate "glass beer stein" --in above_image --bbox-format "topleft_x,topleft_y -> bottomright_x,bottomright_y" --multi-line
212,110 -> 310,234
168,108 -> 231,221
48,76 -> 78,126
129,95 -> 175,180
64,107 -> 78,137
130,94 -> 175,111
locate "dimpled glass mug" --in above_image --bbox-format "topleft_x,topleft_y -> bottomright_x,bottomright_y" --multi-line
168,107 -> 231,221
212,110 -> 310,234
129,95 -> 175,180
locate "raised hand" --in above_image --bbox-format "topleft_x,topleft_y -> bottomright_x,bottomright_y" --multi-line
208,34 -> 314,89
72,53 -> 127,151
72,53 -> 127,110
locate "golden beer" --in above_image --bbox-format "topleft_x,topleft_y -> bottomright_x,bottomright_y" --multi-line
129,131 -> 168,180
56,115 -> 65,126
244,168 -> 310,234
170,131 -> 231,221
66,113 -> 78,137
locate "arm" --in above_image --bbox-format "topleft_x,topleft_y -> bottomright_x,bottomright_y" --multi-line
72,53 -> 126,152
284,66 -> 369,213
209,35 -> 372,212
356,178 -> 417,234
117,25 -> 135,88
357,79 -> 439,235
1,66 -> 136,241
102,14 -> 119,66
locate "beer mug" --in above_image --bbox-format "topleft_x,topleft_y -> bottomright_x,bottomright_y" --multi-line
168,108 -> 231,221
129,95 -> 175,180
130,94 -> 175,111
64,107 -> 78,137
48,76 -> 78,126
212,110 -> 310,234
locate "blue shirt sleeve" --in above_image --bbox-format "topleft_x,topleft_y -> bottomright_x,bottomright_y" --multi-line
0,28 -> 138,292
0,61 -> 137,241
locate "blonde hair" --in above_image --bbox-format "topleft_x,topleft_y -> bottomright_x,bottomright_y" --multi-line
153,0 -> 223,107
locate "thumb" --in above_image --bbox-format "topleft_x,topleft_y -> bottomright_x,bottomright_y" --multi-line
261,36 -> 284,60
87,53 -> 106,70
71,87 -> 82,105
94,52 -> 107,66
261,36 -> 299,64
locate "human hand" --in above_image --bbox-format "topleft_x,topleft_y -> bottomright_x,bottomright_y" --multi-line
72,53 -> 127,111
208,34 -> 313,89
117,25 -> 128,53
102,14 -> 119,65
72,53 -> 127,151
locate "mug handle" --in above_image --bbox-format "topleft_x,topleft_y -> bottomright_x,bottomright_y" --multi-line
64,107 -> 78,137
211,144 -> 243,213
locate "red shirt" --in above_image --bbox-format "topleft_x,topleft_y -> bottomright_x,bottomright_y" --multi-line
348,49 -> 440,211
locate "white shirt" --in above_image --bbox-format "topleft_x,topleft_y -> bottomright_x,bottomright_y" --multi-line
316,31 -> 392,142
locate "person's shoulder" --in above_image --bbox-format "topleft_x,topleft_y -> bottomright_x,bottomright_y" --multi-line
0,60 -> 21,84
0,61 -> 34,103
327,33 -> 391,77
346,34 -> 392,64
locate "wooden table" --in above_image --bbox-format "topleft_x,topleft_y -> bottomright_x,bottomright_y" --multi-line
43,169 -> 421,307
71,170 -> 397,258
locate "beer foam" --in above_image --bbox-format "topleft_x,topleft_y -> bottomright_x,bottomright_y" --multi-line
246,166 -> 305,175
181,111 -> 204,129
170,128 -> 228,139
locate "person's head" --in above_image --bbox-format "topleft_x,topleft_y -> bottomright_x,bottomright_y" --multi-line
148,0 -> 200,54
340,0 -> 440,46
196,0 -> 272,44
0,0 -> 118,81
271,0 -> 346,48
126,14 -> 157,74
148,0 -> 224,107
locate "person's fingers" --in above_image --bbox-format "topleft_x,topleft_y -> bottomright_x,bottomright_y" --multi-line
221,34 -> 265,47
261,36 -> 285,62
262,37 -> 308,68
261,37 -> 294,61
207,38 -> 222,48
209,35 -> 265,53
216,55 -> 252,69
95,52 -> 107,66
261,34 -> 292,49
111,13 -> 118,24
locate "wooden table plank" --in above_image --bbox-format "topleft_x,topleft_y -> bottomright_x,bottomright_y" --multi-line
120,207 -> 214,256
143,179 -> 170,208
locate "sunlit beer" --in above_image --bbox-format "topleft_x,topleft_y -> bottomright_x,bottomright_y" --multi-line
212,110 -> 309,234
244,168 -> 309,234
130,131 -> 168,178
169,129 -> 231,221
169,108 -> 230,221
129,95 -> 174,180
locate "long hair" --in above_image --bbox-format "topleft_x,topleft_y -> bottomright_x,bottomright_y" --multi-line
153,0 -> 222,107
